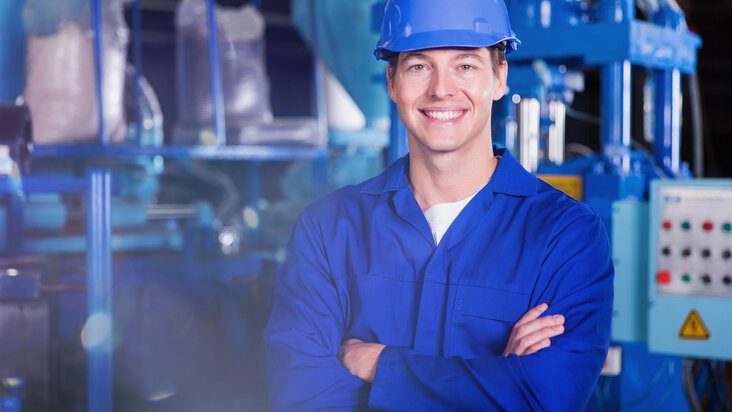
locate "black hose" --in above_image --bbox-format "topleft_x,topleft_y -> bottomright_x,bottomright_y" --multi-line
689,72 -> 704,177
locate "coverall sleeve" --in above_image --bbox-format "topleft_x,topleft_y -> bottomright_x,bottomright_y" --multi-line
264,210 -> 369,411
368,213 -> 614,412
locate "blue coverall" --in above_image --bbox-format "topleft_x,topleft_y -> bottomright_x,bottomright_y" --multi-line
264,147 -> 614,411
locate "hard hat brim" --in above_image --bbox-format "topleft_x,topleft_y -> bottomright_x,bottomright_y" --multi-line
374,30 -> 520,60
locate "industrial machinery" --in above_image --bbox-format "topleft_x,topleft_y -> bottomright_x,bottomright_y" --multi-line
488,0 -> 727,411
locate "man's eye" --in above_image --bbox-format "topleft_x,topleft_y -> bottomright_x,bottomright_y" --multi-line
409,64 -> 426,72
459,64 -> 474,71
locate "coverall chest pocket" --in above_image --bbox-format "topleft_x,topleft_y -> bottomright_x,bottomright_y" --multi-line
348,273 -> 420,345
450,285 -> 528,357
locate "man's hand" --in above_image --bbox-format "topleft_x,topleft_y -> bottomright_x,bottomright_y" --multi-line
503,303 -> 565,356
338,338 -> 386,383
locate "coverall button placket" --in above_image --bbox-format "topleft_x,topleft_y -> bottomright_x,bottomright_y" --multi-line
412,187 -> 496,355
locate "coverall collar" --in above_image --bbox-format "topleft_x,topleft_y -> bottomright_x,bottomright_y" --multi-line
360,146 -> 538,197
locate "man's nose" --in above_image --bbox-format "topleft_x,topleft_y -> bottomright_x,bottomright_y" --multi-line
428,68 -> 456,99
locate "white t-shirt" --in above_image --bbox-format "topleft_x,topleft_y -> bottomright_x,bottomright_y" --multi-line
423,193 -> 477,246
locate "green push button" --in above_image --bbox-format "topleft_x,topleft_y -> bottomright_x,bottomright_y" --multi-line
681,274 -> 691,283
723,222 -> 732,233
681,221 -> 691,231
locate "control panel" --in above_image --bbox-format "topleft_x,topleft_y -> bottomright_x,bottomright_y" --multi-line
654,186 -> 732,297
648,179 -> 732,360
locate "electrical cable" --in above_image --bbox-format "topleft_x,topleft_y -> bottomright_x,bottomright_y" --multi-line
649,358 -> 679,412
684,359 -> 705,412
565,106 -> 601,126
712,361 -> 732,412
565,143 -> 595,158
708,360 -> 728,411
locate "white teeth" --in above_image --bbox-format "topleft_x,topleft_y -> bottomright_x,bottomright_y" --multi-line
424,111 -> 463,121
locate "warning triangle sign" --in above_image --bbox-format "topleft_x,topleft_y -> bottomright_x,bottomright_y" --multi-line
679,310 -> 710,340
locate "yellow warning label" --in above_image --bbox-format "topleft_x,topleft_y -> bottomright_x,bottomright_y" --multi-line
679,310 -> 710,340
539,175 -> 583,201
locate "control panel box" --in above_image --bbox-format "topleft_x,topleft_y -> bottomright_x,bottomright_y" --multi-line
648,179 -> 732,360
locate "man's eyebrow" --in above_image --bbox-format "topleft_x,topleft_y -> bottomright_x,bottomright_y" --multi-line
455,53 -> 485,62
401,52 -> 428,62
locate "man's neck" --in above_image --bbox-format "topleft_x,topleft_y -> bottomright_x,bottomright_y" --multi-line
408,145 -> 498,211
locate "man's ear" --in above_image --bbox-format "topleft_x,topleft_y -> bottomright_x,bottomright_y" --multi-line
386,64 -> 397,103
492,61 -> 508,101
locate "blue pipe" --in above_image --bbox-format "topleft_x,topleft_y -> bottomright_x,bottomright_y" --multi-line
7,182 -> 24,256
601,61 -> 632,175
206,0 -> 226,145
86,168 -> 113,412
91,0 -> 108,146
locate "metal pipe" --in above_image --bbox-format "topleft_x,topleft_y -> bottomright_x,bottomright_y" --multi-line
91,0 -> 108,146
598,0 -> 635,23
68,204 -> 200,221
601,61 -> 632,174
518,97 -> 541,172
689,72 -> 704,177
86,168 -> 113,412
547,100 -> 566,164
652,68 -> 682,176
206,0 -> 226,145
309,0 -> 328,142
132,0 -> 143,145
146,204 -> 200,220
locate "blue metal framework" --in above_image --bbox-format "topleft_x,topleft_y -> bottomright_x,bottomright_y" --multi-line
32,144 -> 327,161
85,169 -> 113,412
507,0 -> 700,180
18,0 -> 331,410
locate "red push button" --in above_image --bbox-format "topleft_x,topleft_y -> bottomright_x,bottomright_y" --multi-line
662,220 -> 672,230
703,221 -> 714,232
657,270 -> 672,285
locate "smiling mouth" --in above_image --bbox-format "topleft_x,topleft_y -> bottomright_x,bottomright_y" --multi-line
421,110 -> 466,121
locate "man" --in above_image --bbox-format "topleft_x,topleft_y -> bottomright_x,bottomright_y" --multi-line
264,0 -> 613,410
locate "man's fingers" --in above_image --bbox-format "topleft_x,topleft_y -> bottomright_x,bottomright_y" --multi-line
523,338 -> 552,356
512,313 -> 564,340
525,324 -> 565,345
514,303 -> 549,328
515,324 -> 565,354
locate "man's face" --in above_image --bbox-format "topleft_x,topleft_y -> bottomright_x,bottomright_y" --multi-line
387,47 -> 507,157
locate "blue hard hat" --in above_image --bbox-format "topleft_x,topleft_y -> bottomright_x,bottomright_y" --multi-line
374,0 -> 521,60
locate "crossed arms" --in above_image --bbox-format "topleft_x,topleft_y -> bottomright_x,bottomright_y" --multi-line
264,210 -> 613,411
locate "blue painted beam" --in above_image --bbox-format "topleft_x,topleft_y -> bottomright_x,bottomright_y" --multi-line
509,20 -> 701,73
86,168 -> 113,412
31,145 -> 327,161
